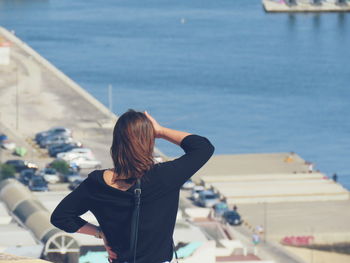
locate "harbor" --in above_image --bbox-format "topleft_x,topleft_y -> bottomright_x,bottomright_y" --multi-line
0,27 -> 274,263
1,24 -> 350,263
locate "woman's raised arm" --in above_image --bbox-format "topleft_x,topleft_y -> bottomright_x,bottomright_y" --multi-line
144,111 -> 191,145
145,111 -> 215,189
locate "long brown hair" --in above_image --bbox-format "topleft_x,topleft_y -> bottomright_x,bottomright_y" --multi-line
110,109 -> 155,184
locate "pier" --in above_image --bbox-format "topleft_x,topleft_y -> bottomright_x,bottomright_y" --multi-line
195,153 -> 349,204
192,153 -> 350,260
263,0 -> 350,12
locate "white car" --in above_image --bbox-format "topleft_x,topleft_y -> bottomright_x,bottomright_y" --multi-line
57,148 -> 94,161
190,185 -> 205,201
39,168 -> 60,184
65,172 -> 85,183
1,140 -> 16,150
197,190 -> 220,208
182,179 -> 195,190
70,156 -> 102,169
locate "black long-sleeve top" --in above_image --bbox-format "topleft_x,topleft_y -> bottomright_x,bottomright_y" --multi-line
50,134 -> 214,263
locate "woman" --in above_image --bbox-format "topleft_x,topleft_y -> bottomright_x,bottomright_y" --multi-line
50,110 -> 214,263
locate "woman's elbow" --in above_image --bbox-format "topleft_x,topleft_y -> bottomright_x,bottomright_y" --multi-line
50,212 -> 87,233
50,216 -> 75,233
50,213 -> 68,232
209,142 -> 215,156
50,212 -> 62,229
205,139 -> 215,158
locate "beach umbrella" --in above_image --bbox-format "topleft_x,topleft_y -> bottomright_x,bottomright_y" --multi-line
14,147 -> 27,157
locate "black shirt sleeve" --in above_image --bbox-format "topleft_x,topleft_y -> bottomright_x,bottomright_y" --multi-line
157,134 -> 215,189
50,179 -> 90,233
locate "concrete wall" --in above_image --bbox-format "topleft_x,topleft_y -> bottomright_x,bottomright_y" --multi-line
181,241 -> 216,263
0,253 -> 52,263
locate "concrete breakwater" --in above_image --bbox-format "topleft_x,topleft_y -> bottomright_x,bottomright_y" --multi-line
0,26 -> 117,169
191,152 -> 350,262
0,27 -> 115,122
195,153 -> 349,204
0,26 -> 166,169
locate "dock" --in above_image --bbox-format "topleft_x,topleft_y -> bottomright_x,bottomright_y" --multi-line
194,153 -> 349,204
263,0 -> 350,12
192,153 -> 350,258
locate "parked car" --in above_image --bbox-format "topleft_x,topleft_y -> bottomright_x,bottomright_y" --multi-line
39,135 -> 73,148
181,179 -> 195,190
62,169 -> 84,183
214,202 -> 229,217
19,169 -> 37,185
57,148 -> 94,161
196,190 -> 220,208
35,127 -> 72,143
28,176 -> 49,191
47,159 -> 80,173
69,162 -> 81,172
1,140 -> 16,150
5,160 -> 38,173
190,185 -> 205,201
38,168 -> 60,184
222,210 -> 242,226
68,177 -> 85,190
48,143 -> 81,157
70,156 -> 102,169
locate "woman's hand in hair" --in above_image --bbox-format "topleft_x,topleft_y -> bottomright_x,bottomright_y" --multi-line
144,111 -> 163,138
101,231 -> 118,261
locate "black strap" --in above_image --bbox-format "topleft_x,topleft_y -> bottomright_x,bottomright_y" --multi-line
128,179 -> 178,263
173,240 -> 179,263
130,179 -> 141,263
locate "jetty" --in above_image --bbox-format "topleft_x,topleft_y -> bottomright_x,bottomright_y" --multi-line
192,153 -> 350,257
263,0 -> 350,12
194,153 -> 349,204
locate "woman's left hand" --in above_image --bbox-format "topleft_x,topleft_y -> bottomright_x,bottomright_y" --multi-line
101,231 -> 118,261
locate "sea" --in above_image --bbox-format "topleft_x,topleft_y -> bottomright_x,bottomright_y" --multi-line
0,0 -> 349,188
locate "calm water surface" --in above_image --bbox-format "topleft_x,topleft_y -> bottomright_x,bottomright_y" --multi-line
0,0 -> 349,188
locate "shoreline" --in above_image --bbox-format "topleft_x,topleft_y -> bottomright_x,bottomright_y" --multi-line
1,26 -> 349,263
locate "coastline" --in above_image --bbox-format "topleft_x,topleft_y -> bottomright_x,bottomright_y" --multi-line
1,26 -> 350,263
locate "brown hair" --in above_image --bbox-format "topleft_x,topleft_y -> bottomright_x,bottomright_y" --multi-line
110,109 -> 155,184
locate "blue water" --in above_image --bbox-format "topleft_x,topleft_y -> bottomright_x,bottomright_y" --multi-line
1,0 -> 349,188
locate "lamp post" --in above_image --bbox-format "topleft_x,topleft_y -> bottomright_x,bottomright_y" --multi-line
16,67 -> 19,130
263,202 -> 267,242
0,112 -> 2,166
108,84 -> 113,113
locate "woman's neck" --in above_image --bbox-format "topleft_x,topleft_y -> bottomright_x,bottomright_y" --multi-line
103,169 -> 135,190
